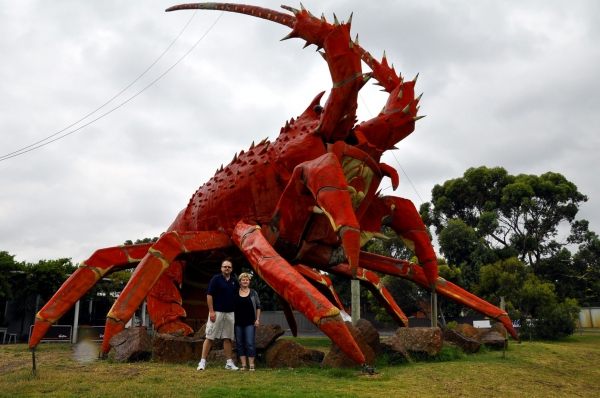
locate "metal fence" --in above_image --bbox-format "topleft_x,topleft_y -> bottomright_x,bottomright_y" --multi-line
579,307 -> 600,328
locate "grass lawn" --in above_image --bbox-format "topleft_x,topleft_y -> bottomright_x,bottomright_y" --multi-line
1,334 -> 600,397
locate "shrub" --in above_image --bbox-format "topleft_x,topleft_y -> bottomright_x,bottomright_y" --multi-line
445,321 -> 458,330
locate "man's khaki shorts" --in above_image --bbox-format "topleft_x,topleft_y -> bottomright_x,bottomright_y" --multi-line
205,311 -> 234,340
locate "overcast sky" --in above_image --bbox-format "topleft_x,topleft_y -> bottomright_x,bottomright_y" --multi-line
1,1 -> 599,265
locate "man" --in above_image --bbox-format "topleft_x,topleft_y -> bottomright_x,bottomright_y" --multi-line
197,260 -> 239,370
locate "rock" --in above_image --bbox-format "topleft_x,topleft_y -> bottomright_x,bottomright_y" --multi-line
443,329 -> 481,353
152,333 -> 204,363
255,324 -> 285,350
480,331 -> 507,349
452,323 -> 480,340
263,340 -> 321,368
110,327 -> 152,363
207,349 -> 239,364
307,347 -> 325,363
192,322 -> 235,351
380,335 -> 412,363
488,322 -> 508,338
395,327 -> 443,356
321,322 -> 376,368
355,319 -> 382,356
193,323 -> 206,339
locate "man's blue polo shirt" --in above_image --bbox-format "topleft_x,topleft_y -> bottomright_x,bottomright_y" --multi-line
207,273 -> 239,312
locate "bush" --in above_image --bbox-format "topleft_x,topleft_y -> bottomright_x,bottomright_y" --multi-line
519,299 -> 580,340
445,321 -> 458,330
534,300 -> 580,339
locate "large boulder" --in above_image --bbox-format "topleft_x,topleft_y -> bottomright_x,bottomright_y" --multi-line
193,322 -> 235,351
443,329 -> 481,353
479,322 -> 508,339
152,333 -> 204,363
110,327 -> 152,363
380,335 -> 412,363
395,327 -> 443,356
255,324 -> 285,350
480,331 -> 507,349
321,322 -> 376,368
452,323 -> 480,340
207,349 -> 239,364
263,340 -> 321,368
355,319 -> 382,357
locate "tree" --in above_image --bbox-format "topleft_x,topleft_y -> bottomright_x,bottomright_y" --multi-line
7,257 -> 75,339
123,237 -> 159,245
420,166 -> 588,272
0,251 -> 23,302
570,224 -> 600,306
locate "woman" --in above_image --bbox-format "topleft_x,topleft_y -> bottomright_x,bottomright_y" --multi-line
234,272 -> 261,371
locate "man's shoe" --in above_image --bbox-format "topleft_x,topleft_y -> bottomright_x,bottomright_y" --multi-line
197,361 -> 206,371
225,362 -> 239,370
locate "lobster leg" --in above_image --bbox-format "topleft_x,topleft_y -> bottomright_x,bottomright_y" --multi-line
100,230 -> 233,354
29,243 -> 153,349
270,152 -> 361,276
295,264 -> 345,311
378,195 -> 439,288
233,221 -> 367,365
328,263 -> 409,327
276,293 -> 298,337
358,251 -> 520,341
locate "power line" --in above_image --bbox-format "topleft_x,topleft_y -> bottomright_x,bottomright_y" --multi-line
1,10 -> 223,162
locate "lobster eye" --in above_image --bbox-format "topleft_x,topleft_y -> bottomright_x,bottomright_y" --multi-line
313,105 -> 323,115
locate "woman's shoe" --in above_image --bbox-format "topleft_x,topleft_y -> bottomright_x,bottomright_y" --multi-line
240,366 -> 247,371
249,366 -> 255,371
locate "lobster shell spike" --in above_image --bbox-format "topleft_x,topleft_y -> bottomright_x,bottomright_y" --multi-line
232,152 -> 237,163
281,32 -> 294,41
416,93 -> 423,102
347,12 -> 353,25
250,141 -> 255,150
354,34 -> 359,45
285,6 -> 300,15
413,73 -> 419,83
300,3 -> 306,11
414,115 -> 426,121
333,13 -> 340,26
402,102 -> 413,114
321,13 -> 326,22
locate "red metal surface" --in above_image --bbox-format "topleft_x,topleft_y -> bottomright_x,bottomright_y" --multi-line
28,3 -> 518,366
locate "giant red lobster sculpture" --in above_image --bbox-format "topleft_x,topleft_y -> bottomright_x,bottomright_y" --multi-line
29,3 -> 518,366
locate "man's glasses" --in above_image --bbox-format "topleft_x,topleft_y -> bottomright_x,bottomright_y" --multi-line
222,266 -> 232,269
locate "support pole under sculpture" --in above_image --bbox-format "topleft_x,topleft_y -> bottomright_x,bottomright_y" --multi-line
351,279 -> 360,325
431,292 -> 438,328
72,300 -> 80,344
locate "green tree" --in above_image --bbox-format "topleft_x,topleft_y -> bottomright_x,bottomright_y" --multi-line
7,257 -> 75,339
123,237 -> 159,245
421,166 -> 588,272
0,251 -> 24,302
570,224 -> 600,306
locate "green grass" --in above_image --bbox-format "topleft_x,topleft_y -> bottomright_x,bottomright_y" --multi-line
2,335 -> 600,397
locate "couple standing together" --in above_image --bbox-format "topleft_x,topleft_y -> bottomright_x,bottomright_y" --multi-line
197,260 -> 261,371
